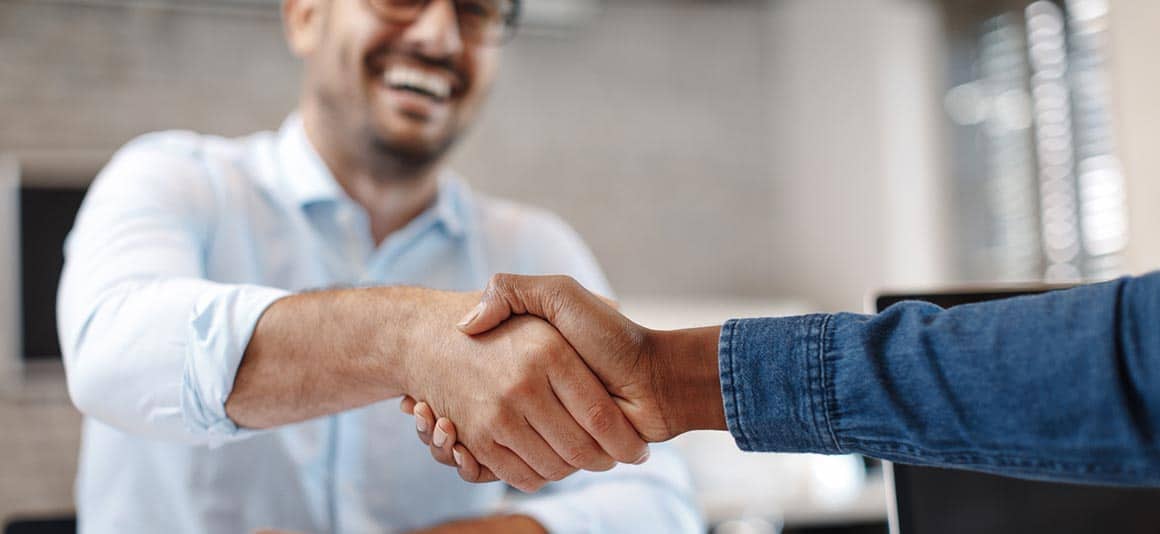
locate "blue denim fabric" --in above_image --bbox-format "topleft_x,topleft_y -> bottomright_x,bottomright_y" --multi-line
720,271 -> 1160,486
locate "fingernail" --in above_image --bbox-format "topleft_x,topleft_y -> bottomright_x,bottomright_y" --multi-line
633,449 -> 650,465
452,448 -> 463,466
432,427 -> 447,448
415,415 -> 428,433
457,302 -> 485,329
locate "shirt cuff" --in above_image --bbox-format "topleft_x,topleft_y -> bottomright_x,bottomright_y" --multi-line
718,315 -> 841,454
181,284 -> 290,447
507,495 -> 597,534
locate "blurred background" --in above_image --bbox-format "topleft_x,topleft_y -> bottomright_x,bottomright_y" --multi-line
1,0 -> 1158,532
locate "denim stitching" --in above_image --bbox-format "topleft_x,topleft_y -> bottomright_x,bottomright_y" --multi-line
816,314 -> 842,453
724,320 -> 749,449
800,316 -> 821,451
734,320 -> 753,448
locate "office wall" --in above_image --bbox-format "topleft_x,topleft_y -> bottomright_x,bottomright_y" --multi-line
0,158 -> 19,391
760,0 -> 949,306
1109,0 -> 1160,274
0,1 -> 299,174
457,0 -> 951,309
0,0 -> 950,312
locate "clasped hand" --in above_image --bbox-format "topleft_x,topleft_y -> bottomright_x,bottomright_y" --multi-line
401,275 -> 682,491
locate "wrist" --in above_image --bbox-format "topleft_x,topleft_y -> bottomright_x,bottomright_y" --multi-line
650,326 -> 727,436
390,288 -> 482,396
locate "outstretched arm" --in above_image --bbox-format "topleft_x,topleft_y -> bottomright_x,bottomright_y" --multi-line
59,138 -> 649,496
412,272 -> 1160,487
229,285 -> 649,493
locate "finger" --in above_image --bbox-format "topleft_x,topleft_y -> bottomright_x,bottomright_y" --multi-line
453,444 -> 499,484
549,357 -> 650,465
428,417 -> 458,467
458,275 -> 616,333
471,441 -> 548,493
413,401 -> 436,446
495,422 -> 578,482
456,293 -> 513,335
460,274 -> 612,338
526,389 -> 615,472
399,395 -> 417,414
457,273 -> 560,335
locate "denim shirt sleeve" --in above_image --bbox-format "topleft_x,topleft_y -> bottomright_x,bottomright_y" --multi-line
720,272 -> 1160,486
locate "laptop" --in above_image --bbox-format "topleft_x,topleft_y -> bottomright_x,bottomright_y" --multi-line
874,287 -> 1160,534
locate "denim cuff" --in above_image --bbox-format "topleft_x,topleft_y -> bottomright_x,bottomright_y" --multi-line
719,315 -> 841,454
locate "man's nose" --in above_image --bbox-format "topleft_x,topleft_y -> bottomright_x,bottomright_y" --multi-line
403,0 -> 464,59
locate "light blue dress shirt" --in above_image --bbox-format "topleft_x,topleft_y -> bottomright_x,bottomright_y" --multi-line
58,115 -> 701,534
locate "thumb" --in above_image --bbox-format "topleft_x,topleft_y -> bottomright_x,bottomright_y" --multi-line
456,275 -> 528,335
457,274 -> 577,335
456,296 -> 513,335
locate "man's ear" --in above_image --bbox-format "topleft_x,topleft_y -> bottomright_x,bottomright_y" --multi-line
283,0 -> 325,58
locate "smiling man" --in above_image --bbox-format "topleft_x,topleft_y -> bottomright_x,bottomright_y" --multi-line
56,0 -> 700,532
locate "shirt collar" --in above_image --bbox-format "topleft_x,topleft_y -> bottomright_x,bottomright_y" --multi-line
275,112 -> 468,239
433,175 -> 468,238
276,113 -> 345,207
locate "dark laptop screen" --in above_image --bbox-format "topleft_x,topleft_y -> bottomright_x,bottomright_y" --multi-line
876,289 -> 1160,534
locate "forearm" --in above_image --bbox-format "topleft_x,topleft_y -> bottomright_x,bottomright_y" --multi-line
226,286 -> 478,429
408,515 -> 546,534
721,273 -> 1160,485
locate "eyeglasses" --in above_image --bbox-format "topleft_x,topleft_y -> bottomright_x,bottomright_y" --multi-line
367,0 -> 521,46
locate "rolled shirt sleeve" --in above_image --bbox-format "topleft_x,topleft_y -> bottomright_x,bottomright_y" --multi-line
183,282 -> 289,445
58,134 -> 289,446
718,273 -> 1160,485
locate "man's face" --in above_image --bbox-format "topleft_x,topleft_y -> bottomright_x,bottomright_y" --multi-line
291,0 -> 501,167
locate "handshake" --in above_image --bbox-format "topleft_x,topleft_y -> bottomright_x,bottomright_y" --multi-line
397,274 -> 726,492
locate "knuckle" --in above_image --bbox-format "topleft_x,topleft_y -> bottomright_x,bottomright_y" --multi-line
589,454 -> 616,472
488,273 -> 518,298
434,451 -> 457,467
508,472 -> 538,491
486,414 -> 516,440
472,440 -> 497,459
555,274 -> 580,290
585,402 -> 619,437
487,272 -> 507,289
499,379 -> 536,405
528,333 -> 568,362
545,464 -> 577,482
562,446 -> 599,469
530,344 -> 561,366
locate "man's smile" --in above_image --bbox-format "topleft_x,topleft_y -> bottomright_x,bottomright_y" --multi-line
384,65 -> 453,101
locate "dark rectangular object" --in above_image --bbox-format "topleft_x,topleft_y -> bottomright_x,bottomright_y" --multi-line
19,185 -> 87,359
876,287 -> 1160,534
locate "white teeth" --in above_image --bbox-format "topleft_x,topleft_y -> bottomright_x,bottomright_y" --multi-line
385,67 -> 452,100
